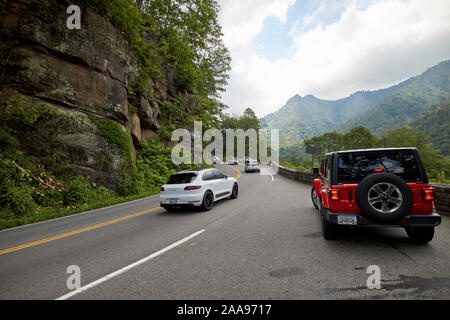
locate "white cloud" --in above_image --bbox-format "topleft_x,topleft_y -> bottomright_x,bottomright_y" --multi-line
218,0 -> 295,48
218,0 -> 450,117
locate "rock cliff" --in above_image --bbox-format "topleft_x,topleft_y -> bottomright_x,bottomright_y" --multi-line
0,0 -> 188,189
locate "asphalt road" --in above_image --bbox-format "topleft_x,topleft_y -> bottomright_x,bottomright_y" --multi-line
1,164 -> 450,300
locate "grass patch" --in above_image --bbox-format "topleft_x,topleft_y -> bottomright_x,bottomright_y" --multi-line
0,189 -> 159,230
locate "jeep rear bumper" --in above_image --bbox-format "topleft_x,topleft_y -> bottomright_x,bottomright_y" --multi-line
322,209 -> 441,227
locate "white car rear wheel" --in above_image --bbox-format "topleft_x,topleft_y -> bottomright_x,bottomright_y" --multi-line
201,191 -> 214,211
230,183 -> 238,199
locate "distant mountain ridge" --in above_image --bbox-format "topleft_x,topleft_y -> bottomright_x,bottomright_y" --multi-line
339,60 -> 450,135
263,79 -> 411,144
264,60 -> 450,145
410,103 -> 450,155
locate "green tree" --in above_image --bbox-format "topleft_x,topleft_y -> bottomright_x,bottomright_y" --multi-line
237,108 -> 260,131
304,132 -> 344,154
144,0 -> 231,96
220,108 -> 262,158
343,126 -> 378,150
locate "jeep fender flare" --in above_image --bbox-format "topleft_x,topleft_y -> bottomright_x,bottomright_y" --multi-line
314,179 -> 321,197
320,188 -> 330,209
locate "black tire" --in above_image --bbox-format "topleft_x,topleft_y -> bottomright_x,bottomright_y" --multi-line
201,191 -> 214,211
311,186 -> 319,210
230,183 -> 238,199
321,210 -> 339,240
405,227 -> 434,243
356,173 -> 413,223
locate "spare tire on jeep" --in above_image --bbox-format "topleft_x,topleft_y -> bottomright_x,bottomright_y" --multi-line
355,173 -> 413,223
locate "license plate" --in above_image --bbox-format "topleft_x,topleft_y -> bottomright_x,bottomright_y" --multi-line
338,215 -> 357,225
168,199 -> 178,204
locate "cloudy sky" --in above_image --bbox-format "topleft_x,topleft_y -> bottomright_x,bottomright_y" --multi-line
217,0 -> 450,117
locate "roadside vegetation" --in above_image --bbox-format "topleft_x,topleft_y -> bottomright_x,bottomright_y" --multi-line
87,0 -> 230,129
0,117 -> 204,230
0,0 -> 227,229
0,114 -> 209,230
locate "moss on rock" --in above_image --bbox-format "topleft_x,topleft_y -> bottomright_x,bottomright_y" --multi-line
88,115 -> 137,177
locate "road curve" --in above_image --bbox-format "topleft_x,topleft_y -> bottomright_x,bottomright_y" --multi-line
0,164 -> 450,299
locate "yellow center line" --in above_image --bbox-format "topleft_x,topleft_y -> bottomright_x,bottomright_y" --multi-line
2,165 -> 241,256
0,206 -> 162,256
226,164 -> 241,180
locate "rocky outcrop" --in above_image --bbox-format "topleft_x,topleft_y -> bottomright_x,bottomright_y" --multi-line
2,0 -> 137,122
0,0 -> 186,189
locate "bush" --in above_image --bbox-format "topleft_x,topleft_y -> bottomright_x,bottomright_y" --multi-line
94,186 -> 112,199
62,176 -> 93,206
37,189 -> 63,207
117,176 -> 141,196
136,139 -> 177,187
0,184 -> 37,216
0,127 -> 19,153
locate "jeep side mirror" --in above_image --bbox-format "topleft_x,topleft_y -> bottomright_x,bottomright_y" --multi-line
313,167 -> 319,175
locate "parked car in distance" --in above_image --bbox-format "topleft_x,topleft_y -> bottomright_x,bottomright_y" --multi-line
311,147 -> 441,242
245,159 -> 260,173
227,157 -> 239,165
212,156 -> 221,164
160,169 -> 239,211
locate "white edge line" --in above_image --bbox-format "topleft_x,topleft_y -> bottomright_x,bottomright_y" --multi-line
260,167 -> 274,182
55,229 -> 206,300
0,194 -> 160,234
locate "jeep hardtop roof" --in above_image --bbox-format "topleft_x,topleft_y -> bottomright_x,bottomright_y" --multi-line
324,147 -> 417,157
321,147 -> 428,184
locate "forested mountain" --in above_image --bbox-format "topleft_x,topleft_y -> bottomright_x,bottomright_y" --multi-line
264,60 -> 450,152
339,60 -> 450,135
263,81 -> 409,145
264,60 -> 450,164
410,103 -> 450,155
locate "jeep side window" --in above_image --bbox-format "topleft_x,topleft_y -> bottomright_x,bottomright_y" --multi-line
324,156 -> 331,182
320,159 -> 325,176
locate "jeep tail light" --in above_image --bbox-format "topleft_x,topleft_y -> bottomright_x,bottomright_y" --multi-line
422,188 -> 435,201
160,187 -> 164,191
373,168 -> 384,172
330,189 -> 340,201
185,186 -> 201,190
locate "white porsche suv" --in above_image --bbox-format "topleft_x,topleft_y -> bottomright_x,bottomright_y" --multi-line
160,169 -> 239,211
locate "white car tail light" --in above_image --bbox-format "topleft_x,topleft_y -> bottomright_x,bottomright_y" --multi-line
184,186 -> 201,190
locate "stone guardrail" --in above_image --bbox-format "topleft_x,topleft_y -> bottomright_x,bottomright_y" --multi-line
272,163 -> 450,216
430,184 -> 450,216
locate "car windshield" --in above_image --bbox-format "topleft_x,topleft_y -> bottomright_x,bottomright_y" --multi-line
337,150 -> 421,183
166,173 -> 197,184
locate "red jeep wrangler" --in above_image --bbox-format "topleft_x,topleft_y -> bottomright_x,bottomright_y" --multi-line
311,148 -> 441,242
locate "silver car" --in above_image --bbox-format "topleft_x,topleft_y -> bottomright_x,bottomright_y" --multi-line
245,160 -> 260,172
